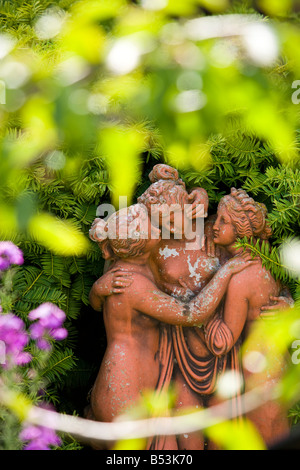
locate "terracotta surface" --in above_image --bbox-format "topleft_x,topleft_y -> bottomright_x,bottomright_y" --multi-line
88,164 -> 291,450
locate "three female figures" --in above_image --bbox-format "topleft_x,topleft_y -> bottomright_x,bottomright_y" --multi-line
88,164 -> 291,449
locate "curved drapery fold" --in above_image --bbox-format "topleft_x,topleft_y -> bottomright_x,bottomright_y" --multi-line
148,314 -> 245,449
148,324 -> 176,450
205,314 -> 235,357
172,317 -> 244,422
172,324 -> 227,395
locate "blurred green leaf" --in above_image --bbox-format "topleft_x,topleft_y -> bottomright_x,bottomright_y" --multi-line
206,418 -> 267,450
257,0 -> 293,17
28,212 -> 90,256
198,0 -> 230,13
0,205 -> 18,239
98,125 -> 145,207
112,438 -> 147,450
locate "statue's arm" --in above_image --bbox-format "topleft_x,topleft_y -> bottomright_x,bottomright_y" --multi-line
130,256 -> 254,326
89,267 -> 133,312
187,258 -> 251,324
203,215 -> 218,257
89,280 -> 104,312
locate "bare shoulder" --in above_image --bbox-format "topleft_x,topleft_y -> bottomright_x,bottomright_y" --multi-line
228,262 -> 275,292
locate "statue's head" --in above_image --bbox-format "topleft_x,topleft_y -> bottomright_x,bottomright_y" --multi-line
138,164 -> 208,237
89,203 -> 161,260
213,187 -> 272,248
138,164 -> 188,209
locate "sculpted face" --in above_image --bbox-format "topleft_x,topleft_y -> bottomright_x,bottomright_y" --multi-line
213,204 -> 237,247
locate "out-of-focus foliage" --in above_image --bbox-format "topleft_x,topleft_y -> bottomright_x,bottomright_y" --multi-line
0,0 -> 299,450
206,418 -> 267,450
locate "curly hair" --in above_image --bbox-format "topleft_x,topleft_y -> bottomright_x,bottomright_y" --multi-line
89,204 -> 150,259
219,188 -> 272,240
138,164 -> 208,221
138,164 -> 188,211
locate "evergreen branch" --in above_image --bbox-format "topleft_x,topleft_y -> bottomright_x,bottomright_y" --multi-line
21,271 -> 43,297
41,355 -> 74,377
39,348 -> 77,383
235,237 -> 296,282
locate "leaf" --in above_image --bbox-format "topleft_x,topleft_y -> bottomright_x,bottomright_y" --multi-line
235,236 -> 292,283
22,285 -> 67,307
99,125 -> 145,208
40,253 -> 71,287
40,348 -> 77,383
205,418 -> 266,450
112,438 -> 147,451
28,212 -> 90,256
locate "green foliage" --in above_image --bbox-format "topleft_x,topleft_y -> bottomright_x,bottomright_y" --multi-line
205,419 -> 267,450
235,236 -> 294,283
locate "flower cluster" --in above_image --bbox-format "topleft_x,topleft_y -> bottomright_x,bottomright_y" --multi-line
0,314 -> 31,368
0,242 -> 68,363
20,423 -> 62,450
29,303 -> 68,351
0,241 -> 24,271
0,242 -> 67,450
0,303 -> 68,368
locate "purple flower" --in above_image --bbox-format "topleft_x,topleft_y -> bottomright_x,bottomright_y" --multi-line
29,303 -> 66,327
20,424 -> 62,450
0,242 -> 24,271
28,303 -> 68,350
50,328 -> 68,341
36,337 -> 52,351
20,403 -> 62,450
0,313 -> 31,368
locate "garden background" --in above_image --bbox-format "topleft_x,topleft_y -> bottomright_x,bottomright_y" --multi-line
0,0 -> 300,450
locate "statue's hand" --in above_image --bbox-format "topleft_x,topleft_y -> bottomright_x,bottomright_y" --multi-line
260,295 -> 294,317
186,188 -> 208,220
97,267 -> 133,296
110,267 -> 133,294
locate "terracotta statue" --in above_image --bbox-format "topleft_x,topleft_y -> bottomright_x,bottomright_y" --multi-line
205,187 -> 290,445
88,164 -> 292,449
88,202 -> 256,449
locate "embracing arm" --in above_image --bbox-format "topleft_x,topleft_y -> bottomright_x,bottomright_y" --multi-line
129,256 -> 254,326
89,266 -> 133,312
89,279 -> 104,312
